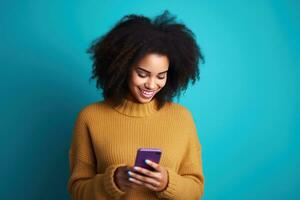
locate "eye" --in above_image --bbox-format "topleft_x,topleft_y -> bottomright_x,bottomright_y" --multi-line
137,73 -> 147,78
157,73 -> 167,80
157,75 -> 166,80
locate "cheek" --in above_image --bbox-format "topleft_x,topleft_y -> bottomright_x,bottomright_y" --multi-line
130,74 -> 143,86
159,78 -> 167,88
132,77 -> 145,86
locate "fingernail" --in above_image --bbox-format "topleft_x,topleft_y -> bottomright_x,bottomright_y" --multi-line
128,171 -> 132,176
145,159 -> 150,164
134,166 -> 139,171
128,177 -> 134,182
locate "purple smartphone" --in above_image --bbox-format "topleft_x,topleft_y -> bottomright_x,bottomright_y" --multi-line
134,148 -> 162,171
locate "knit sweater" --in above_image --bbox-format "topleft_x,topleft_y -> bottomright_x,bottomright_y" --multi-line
67,97 -> 204,200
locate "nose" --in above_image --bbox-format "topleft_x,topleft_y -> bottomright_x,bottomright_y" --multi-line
145,78 -> 156,90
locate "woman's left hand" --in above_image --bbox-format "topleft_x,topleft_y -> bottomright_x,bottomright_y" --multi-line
127,160 -> 168,192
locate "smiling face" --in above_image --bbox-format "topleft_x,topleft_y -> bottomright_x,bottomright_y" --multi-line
128,53 -> 169,103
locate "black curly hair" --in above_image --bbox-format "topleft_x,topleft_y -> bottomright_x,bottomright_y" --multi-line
87,10 -> 204,109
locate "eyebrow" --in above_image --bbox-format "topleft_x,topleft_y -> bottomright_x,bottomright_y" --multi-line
136,67 -> 168,74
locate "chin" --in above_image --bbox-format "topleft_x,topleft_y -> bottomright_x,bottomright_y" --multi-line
133,95 -> 152,103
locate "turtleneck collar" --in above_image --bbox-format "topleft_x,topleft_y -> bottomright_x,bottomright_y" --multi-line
111,97 -> 159,117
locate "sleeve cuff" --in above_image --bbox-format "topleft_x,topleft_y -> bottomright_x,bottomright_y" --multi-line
102,164 -> 126,199
156,167 -> 178,199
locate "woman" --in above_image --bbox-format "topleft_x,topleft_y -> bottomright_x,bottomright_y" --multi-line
67,10 -> 205,200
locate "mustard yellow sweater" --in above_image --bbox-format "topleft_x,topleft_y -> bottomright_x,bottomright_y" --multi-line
67,97 -> 204,200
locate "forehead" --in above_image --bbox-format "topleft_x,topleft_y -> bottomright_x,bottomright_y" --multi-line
135,53 -> 169,73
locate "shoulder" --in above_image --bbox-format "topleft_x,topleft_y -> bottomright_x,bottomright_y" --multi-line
168,102 -> 200,139
164,101 -> 192,114
163,101 -> 195,122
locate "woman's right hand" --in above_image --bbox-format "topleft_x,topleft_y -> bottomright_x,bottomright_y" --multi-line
114,166 -> 138,192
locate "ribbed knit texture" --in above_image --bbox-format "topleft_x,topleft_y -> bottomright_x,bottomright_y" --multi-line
67,97 -> 205,200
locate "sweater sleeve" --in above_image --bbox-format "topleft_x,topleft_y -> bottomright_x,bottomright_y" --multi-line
156,111 -> 205,200
67,110 -> 126,200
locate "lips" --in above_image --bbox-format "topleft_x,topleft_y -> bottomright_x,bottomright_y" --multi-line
139,88 -> 156,98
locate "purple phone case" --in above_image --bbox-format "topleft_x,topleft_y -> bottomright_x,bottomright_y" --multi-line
134,148 -> 162,171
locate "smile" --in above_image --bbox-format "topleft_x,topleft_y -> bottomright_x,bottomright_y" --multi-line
139,88 -> 156,98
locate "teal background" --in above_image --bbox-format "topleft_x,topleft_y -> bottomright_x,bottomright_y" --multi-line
0,0 -> 299,199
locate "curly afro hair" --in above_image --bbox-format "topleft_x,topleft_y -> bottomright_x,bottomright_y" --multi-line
87,10 -> 204,109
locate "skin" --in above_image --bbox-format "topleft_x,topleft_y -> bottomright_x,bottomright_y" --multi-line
114,160 -> 169,192
127,53 -> 169,103
114,53 -> 169,192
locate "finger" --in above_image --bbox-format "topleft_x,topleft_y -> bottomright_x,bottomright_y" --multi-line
124,166 -> 131,174
125,180 -> 142,189
144,183 -> 160,191
133,166 -> 160,179
118,173 -> 130,181
120,166 -> 132,178
128,171 -> 160,187
145,160 -> 161,172
128,170 -> 145,180
128,177 -> 144,186
130,183 -> 143,189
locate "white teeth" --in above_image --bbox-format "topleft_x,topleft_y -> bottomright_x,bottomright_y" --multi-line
140,89 -> 155,98
143,91 -> 154,95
